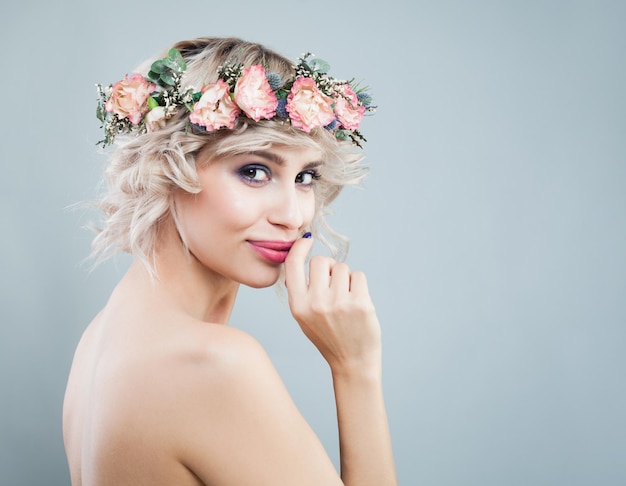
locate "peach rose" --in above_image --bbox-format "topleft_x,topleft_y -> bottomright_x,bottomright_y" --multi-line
145,106 -> 171,132
333,84 -> 366,130
234,65 -> 278,121
105,74 -> 156,125
286,77 -> 335,132
189,80 -> 241,131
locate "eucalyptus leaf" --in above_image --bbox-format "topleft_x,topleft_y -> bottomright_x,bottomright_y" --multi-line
162,57 -> 180,71
309,58 -> 330,73
146,71 -> 160,83
150,60 -> 166,74
169,49 -> 187,70
160,72 -> 176,86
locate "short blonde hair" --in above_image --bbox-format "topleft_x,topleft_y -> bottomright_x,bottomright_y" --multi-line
91,37 -> 368,276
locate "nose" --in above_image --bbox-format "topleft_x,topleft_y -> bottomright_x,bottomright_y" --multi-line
267,185 -> 305,230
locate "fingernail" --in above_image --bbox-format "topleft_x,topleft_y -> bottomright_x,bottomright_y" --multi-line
302,232 -> 312,239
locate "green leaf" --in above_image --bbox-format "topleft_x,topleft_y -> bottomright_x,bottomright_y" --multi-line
168,48 -> 187,71
151,93 -> 164,105
335,130 -> 349,141
150,60 -> 166,74
160,72 -> 176,86
161,57 -> 181,71
96,104 -> 105,123
309,58 -> 330,73
146,71 -> 160,83
147,97 -> 159,110
275,89 -> 289,100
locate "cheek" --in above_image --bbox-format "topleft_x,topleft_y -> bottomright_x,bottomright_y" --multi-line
215,186 -> 259,228
199,179 -> 261,231
220,189 -> 250,214
302,191 -> 317,225
173,192 -> 204,242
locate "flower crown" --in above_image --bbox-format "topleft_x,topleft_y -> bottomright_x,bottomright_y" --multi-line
96,48 -> 374,148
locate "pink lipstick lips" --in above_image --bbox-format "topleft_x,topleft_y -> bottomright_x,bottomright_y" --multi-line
248,240 -> 295,264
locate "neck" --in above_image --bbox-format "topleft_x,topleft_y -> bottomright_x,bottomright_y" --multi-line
120,222 -> 239,325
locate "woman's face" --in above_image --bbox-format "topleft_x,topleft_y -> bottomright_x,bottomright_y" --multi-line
174,144 -> 322,288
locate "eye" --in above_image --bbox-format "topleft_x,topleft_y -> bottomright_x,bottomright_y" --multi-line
238,164 -> 270,184
296,170 -> 321,186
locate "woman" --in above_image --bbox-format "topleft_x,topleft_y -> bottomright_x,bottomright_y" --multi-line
63,37 -> 397,485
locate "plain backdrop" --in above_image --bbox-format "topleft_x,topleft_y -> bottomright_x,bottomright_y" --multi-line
1,1 -> 625,484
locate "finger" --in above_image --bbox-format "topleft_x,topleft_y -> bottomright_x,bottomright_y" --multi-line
349,270 -> 370,296
284,235 -> 314,295
309,255 -> 336,291
330,262 -> 351,291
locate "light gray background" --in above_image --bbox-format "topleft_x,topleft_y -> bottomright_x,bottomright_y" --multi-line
1,1 -> 624,484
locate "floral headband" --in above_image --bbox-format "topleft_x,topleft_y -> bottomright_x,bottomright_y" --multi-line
96,48 -> 374,147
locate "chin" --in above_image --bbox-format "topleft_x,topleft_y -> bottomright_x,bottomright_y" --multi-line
243,275 -> 281,289
236,267 -> 283,289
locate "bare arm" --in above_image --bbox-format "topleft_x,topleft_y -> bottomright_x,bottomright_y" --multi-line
176,325 -> 344,485
285,237 -> 397,486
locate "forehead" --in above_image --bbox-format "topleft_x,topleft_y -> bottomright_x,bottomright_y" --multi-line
199,121 -> 330,162
258,144 -> 323,164
201,141 -> 324,167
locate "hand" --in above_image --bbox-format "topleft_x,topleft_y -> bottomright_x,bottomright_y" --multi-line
284,236 -> 382,375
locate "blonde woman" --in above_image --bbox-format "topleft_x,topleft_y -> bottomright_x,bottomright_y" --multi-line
63,37 -> 396,485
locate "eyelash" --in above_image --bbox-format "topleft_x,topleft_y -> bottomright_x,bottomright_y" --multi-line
237,164 -> 321,187
297,170 -> 322,186
237,164 -> 270,185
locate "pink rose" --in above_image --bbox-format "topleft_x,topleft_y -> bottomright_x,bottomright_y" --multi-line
189,80 -> 241,131
105,74 -> 156,125
333,84 -> 365,130
286,77 -> 335,132
234,65 -> 278,121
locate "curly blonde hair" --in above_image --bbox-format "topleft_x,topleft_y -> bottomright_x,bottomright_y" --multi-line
91,37 -> 368,277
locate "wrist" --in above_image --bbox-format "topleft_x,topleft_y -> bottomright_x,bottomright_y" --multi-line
329,355 -> 382,384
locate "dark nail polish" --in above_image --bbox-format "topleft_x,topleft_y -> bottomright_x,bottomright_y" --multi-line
302,232 -> 312,239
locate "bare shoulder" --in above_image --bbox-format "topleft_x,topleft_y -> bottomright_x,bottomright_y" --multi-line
171,322 -> 342,486
189,321 -> 268,368
170,322 -> 274,392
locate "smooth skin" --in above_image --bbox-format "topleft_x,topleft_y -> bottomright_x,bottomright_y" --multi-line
63,145 -> 397,485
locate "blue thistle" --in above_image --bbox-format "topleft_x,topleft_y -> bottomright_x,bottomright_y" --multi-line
276,99 -> 289,118
189,123 -> 209,134
266,72 -> 283,90
357,91 -> 373,108
324,119 -> 340,131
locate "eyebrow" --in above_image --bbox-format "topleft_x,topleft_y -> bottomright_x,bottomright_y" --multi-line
248,150 -> 323,170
